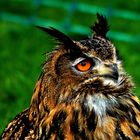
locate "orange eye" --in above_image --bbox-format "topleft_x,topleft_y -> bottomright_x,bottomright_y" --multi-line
76,59 -> 92,72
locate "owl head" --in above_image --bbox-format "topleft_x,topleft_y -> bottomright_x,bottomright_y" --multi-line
31,14 -> 133,116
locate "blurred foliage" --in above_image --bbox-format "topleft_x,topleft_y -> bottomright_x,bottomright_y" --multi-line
0,0 -> 140,134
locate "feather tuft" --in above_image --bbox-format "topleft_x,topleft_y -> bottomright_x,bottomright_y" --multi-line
36,26 -> 82,54
91,13 -> 109,38
36,26 -> 75,46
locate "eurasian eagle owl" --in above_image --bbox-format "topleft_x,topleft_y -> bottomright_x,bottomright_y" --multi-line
1,13 -> 140,140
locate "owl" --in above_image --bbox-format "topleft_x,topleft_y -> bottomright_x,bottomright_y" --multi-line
1,13 -> 140,140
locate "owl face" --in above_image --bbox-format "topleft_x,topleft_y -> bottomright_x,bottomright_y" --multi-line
54,37 -> 121,88
35,14 -> 132,111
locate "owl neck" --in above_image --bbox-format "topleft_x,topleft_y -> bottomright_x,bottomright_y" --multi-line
28,73 -> 140,139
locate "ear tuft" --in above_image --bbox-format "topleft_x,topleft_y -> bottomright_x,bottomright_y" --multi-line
91,13 -> 109,38
36,26 -> 75,46
36,26 -> 83,54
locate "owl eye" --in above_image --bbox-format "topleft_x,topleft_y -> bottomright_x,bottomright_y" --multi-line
75,59 -> 92,72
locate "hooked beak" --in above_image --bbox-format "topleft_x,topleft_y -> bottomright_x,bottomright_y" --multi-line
98,64 -> 119,81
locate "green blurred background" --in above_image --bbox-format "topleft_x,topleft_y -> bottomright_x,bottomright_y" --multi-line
0,0 -> 140,134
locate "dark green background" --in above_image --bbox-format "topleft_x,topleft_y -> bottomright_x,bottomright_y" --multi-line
0,0 -> 140,134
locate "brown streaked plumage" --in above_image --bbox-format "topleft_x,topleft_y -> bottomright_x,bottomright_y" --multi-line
1,13 -> 140,140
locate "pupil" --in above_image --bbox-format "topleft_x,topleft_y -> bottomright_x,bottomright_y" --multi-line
81,61 -> 87,66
